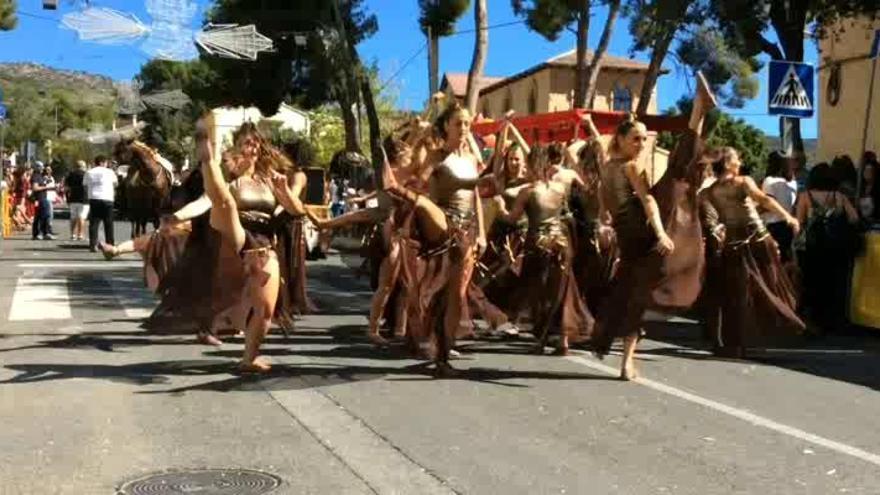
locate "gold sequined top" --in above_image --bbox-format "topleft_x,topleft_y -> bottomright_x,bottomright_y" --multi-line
601,158 -> 637,219
429,152 -> 478,217
230,176 -> 277,226
702,178 -> 766,242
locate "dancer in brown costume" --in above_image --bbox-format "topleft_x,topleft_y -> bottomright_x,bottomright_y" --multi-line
700,148 -> 805,357
564,115 -> 616,316
382,104 -> 489,377
497,145 -> 594,354
321,134 -> 422,346
195,116 -> 324,373
592,74 -> 715,380
469,120 -> 532,333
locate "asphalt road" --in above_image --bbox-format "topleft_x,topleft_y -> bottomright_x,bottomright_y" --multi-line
1,220 -> 879,494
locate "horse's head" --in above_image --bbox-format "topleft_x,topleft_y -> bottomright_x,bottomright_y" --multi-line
113,140 -> 137,166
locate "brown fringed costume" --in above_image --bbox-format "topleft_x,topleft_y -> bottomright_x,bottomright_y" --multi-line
592,130 -> 705,355
514,183 -> 594,350
699,178 -> 805,351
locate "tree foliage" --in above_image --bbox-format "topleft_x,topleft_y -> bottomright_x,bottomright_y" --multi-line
513,0 -> 621,108
134,59 -> 219,165
3,81 -> 114,168
206,0 -> 377,114
511,0 -> 579,41
659,97 -> 768,177
418,0 -> 470,36
0,0 -> 17,31
708,0 -> 880,159
675,26 -> 761,108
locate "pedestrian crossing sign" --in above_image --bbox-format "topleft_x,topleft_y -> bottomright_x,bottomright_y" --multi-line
768,61 -> 815,118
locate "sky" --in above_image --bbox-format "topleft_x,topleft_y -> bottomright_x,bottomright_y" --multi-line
0,0 -> 820,138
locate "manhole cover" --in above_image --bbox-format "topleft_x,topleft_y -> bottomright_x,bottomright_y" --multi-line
118,468 -> 282,494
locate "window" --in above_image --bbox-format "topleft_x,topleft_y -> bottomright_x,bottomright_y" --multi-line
504,88 -> 513,114
613,85 -> 633,112
528,83 -> 538,114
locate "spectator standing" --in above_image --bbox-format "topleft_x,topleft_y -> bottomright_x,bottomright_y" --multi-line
858,151 -> 879,223
65,160 -> 89,240
761,151 -> 799,263
831,155 -> 858,203
85,155 -> 117,252
44,165 -> 57,236
29,162 -> 55,240
795,163 -> 860,333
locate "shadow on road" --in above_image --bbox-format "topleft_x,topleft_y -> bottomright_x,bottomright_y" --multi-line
640,320 -> 880,392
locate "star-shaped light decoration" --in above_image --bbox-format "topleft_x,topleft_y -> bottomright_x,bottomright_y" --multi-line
61,1 -> 274,62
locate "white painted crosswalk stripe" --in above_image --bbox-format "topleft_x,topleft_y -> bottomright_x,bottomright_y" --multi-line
6,269 -> 156,322
102,274 -> 156,318
9,273 -> 72,321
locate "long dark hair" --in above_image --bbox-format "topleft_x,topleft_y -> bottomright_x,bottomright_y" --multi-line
232,122 -> 293,178
609,114 -> 644,155
711,147 -> 738,178
528,144 -> 552,181
434,102 -> 470,140
807,162 -> 838,191
766,151 -> 794,181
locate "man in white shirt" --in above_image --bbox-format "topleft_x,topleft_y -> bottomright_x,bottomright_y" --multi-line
85,155 -> 118,252
761,151 -> 799,262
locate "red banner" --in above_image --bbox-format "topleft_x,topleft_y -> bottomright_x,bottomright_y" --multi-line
471,109 -> 689,145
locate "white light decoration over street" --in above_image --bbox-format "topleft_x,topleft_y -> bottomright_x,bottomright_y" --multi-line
60,2 -> 274,62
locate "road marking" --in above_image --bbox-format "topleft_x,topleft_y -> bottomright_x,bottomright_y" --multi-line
759,348 -> 867,355
17,262 -> 142,269
8,273 -> 72,321
565,354 -> 880,467
103,275 -> 155,318
267,384 -> 456,495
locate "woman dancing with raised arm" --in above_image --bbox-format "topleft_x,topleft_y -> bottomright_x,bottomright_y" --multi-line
472,119 -> 532,327
497,145 -> 594,354
382,103 -> 490,376
196,117 -> 323,373
699,148 -> 805,357
564,114 -> 615,316
592,75 -> 715,380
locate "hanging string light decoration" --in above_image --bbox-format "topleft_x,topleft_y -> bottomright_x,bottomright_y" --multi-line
61,0 -> 274,62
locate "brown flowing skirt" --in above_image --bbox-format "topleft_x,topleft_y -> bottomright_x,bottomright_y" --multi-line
515,229 -> 594,344
406,217 -> 476,362
592,129 -> 705,354
712,234 -> 805,347
147,219 -> 245,332
569,217 -> 617,317
141,223 -> 192,292
478,223 -> 527,315
274,213 -> 316,331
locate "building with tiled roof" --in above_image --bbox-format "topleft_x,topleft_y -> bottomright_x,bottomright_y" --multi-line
442,48 -> 668,118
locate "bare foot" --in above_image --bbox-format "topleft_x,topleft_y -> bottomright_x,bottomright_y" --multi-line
690,72 -> 718,132
367,332 -> 390,347
619,364 -> 639,381
98,242 -> 117,260
197,331 -> 223,347
433,361 -> 460,378
239,356 -> 272,374
552,345 -> 569,356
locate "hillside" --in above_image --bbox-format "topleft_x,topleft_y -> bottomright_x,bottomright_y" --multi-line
0,62 -> 117,105
764,136 -> 819,164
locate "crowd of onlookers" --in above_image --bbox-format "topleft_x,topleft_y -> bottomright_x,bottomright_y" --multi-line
759,151 -> 879,333
1,155 -> 120,250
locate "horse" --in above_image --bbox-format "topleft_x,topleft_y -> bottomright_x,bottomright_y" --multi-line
113,141 -> 174,238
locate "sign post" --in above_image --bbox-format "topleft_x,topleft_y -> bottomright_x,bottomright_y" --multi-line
768,60 -> 815,163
